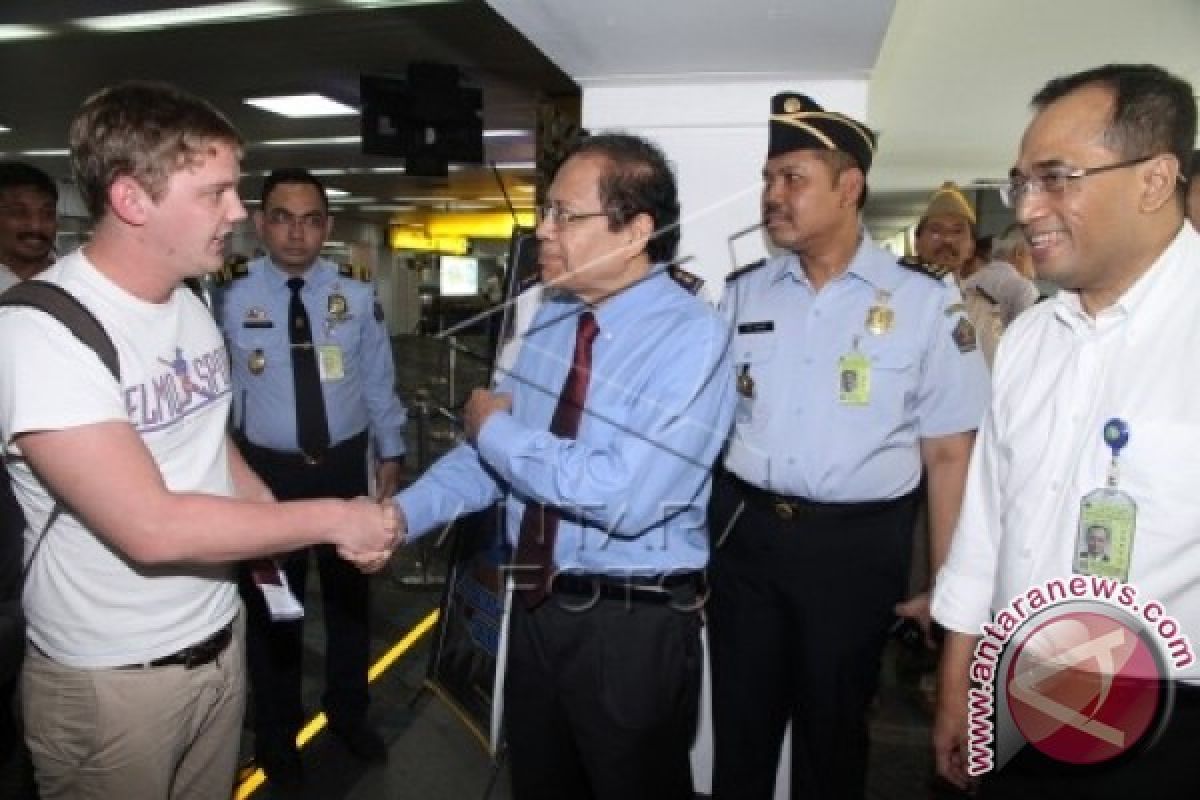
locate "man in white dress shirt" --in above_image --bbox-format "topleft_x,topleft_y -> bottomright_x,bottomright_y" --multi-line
932,63 -> 1200,797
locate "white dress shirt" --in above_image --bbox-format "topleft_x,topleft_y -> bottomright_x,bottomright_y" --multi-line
933,223 -> 1200,681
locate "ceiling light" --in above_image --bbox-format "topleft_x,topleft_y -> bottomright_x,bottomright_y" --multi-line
258,135 -> 361,147
329,197 -> 375,204
0,125 -> 10,134
75,1 -> 294,33
245,93 -> 357,118
326,188 -> 350,197
366,166 -> 406,174
340,0 -> 460,7
309,168 -> 349,176
323,241 -> 346,248
483,129 -> 531,138
0,25 -> 52,41
494,161 -> 536,170
21,149 -> 69,157
361,204 -> 417,212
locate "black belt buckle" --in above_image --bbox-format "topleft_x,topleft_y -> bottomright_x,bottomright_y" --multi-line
552,572 -> 703,608
302,450 -> 324,466
179,626 -> 231,668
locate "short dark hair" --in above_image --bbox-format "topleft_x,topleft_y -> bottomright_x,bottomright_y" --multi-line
813,149 -> 869,210
1032,64 -> 1196,184
260,167 -> 328,211
1189,149 -> 1200,180
563,133 -> 680,264
0,161 -> 57,203
69,81 -> 242,220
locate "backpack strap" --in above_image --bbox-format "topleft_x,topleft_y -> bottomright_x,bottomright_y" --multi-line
0,280 -> 120,381
0,279 -> 121,580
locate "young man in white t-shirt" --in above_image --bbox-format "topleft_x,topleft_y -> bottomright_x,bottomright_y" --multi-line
0,82 -> 398,800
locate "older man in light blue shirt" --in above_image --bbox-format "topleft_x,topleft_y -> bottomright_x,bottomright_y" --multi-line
396,133 -> 735,800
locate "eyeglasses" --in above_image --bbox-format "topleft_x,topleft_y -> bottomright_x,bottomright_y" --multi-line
265,209 -> 327,230
1001,154 -> 1155,208
537,204 -> 612,227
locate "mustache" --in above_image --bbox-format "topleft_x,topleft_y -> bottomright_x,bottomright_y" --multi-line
16,232 -> 52,244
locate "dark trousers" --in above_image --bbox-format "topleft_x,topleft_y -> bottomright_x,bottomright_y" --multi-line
707,472 -> 918,800
981,683 -> 1200,798
236,432 -> 371,755
504,591 -> 703,800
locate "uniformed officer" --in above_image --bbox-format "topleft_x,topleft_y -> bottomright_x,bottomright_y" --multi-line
218,168 -> 406,787
707,93 -> 989,800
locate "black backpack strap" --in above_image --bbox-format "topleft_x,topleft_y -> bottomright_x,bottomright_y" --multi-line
0,280 -> 120,381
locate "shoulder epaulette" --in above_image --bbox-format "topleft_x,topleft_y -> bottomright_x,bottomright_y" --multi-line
897,255 -> 951,281
337,263 -> 370,282
668,264 -> 705,295
338,263 -> 355,279
973,285 -> 999,305
211,255 -> 249,287
725,258 -> 766,283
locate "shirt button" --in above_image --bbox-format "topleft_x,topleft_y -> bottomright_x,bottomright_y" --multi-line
1049,481 -> 1060,492
787,457 -> 796,465
1021,548 -> 1033,559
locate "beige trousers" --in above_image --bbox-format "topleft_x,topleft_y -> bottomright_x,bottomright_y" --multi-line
21,615 -> 246,800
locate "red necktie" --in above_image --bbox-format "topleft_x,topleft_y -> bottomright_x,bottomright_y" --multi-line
514,311 -> 600,607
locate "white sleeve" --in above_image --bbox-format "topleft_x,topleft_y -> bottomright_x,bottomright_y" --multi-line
0,309 -> 126,448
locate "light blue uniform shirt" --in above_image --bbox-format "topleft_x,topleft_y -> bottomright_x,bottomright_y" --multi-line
721,235 -> 988,502
218,257 -> 406,457
398,268 -> 736,575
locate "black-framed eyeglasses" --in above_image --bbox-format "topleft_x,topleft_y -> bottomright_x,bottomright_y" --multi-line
1001,154 -> 1156,208
537,204 -> 613,227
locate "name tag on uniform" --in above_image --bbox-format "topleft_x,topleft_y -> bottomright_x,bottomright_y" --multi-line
317,345 -> 345,382
737,321 -> 774,334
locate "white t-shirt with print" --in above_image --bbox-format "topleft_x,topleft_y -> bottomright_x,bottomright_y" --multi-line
0,249 -> 238,668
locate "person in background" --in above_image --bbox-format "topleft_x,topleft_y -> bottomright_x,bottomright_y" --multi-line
0,162 -> 58,293
218,167 -> 407,788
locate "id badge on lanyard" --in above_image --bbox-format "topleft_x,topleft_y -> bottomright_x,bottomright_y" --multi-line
1073,418 -> 1136,582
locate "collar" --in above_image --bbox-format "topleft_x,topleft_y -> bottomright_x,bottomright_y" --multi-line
771,229 -> 893,292
561,265 -> 675,335
1052,223 -> 1194,335
261,257 -> 334,292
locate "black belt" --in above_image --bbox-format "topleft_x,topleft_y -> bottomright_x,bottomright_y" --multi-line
116,624 -> 232,670
236,429 -> 366,469
723,470 -> 915,522
549,571 -> 705,606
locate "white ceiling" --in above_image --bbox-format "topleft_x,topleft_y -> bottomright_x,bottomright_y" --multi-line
489,0 -> 1200,239
2,0 -> 1197,240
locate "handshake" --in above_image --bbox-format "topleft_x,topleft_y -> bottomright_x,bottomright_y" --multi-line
337,496 -> 408,574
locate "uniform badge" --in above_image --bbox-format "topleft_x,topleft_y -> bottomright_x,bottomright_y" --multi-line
327,293 -> 349,320
952,316 -> 977,353
248,348 -> 266,375
737,366 -> 755,398
865,290 -> 894,335
243,306 -> 272,329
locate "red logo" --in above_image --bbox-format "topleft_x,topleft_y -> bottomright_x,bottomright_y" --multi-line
1005,610 -> 1164,764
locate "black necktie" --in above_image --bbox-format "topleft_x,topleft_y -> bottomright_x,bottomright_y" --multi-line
287,277 -> 329,459
514,311 -> 600,607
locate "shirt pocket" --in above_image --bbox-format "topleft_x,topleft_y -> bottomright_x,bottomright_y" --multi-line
857,340 -> 917,419
732,332 -> 776,427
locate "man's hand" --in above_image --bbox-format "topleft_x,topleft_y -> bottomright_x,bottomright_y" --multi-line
338,499 -> 406,574
933,632 -> 980,792
894,590 -> 936,648
375,459 -> 402,502
464,389 -> 512,443
337,496 -> 398,556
